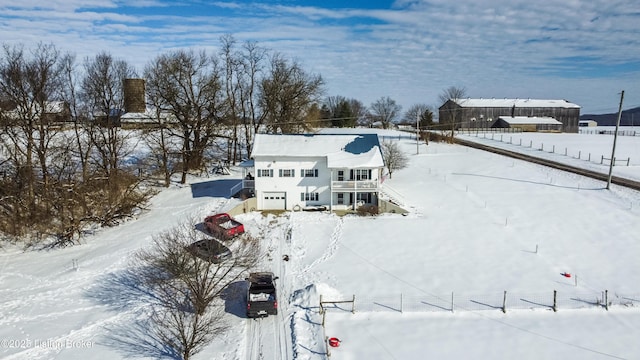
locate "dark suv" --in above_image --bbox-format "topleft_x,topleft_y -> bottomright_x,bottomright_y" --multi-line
187,239 -> 232,263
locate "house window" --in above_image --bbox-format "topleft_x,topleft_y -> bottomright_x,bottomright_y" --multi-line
357,192 -> 372,203
257,169 -> 273,177
337,193 -> 344,204
351,169 -> 372,180
301,192 -> 319,201
279,169 -> 295,177
350,192 -> 373,204
301,169 -> 319,177
337,170 -> 344,181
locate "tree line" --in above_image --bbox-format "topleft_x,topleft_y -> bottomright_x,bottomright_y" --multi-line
0,37 -> 441,246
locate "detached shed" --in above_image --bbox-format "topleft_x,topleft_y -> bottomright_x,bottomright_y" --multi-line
493,116 -> 563,132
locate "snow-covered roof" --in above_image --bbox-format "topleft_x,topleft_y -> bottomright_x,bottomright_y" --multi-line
238,159 -> 254,167
120,110 -> 175,123
44,101 -> 67,113
251,133 -> 384,168
454,98 -> 580,109
497,116 -> 562,125
1,101 -> 68,120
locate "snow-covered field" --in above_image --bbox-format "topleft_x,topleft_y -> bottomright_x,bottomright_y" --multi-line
1,128 -> 640,360
458,126 -> 640,182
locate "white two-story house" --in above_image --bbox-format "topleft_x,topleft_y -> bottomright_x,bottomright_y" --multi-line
249,133 -> 385,211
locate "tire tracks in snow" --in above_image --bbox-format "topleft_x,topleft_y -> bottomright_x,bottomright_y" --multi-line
245,317 -> 260,360
245,215 -> 290,360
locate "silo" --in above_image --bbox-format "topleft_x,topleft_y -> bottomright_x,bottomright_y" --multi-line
123,78 -> 146,113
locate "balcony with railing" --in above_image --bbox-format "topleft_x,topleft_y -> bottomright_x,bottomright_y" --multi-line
331,179 -> 379,191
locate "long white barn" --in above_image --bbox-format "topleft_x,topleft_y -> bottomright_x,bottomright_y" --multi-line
438,98 -> 581,133
249,133 -> 385,211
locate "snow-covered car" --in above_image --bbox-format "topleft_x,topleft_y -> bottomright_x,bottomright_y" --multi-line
187,238 -> 232,263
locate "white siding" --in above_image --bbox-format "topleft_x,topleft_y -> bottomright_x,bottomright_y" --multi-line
254,156 -> 331,210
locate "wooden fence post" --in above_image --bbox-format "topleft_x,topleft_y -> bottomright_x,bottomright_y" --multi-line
502,291 -> 507,313
451,292 -> 454,313
322,310 -> 326,327
352,295 -> 356,313
553,290 -> 557,312
326,336 -> 331,357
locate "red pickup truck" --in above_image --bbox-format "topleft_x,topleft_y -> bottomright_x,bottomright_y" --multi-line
204,213 -> 245,239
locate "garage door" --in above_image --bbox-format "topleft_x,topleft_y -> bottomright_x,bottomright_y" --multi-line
263,192 -> 286,210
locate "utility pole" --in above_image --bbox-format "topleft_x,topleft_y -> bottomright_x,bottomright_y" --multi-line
607,90 -> 624,190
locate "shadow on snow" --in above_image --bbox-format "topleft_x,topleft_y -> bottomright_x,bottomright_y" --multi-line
190,179 -> 242,199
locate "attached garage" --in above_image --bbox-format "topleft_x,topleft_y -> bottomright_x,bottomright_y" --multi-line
262,192 -> 286,210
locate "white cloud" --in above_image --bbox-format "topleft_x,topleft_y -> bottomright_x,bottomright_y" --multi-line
1,0 -> 639,113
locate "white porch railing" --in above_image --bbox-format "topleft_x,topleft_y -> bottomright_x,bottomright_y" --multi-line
380,183 -> 405,207
229,179 -> 254,197
331,180 -> 379,191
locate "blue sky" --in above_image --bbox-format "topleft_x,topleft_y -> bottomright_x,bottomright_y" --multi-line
1,0 -> 639,114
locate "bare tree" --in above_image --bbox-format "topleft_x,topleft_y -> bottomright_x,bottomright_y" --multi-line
381,141 -> 408,179
238,40 -> 267,157
402,104 -> 434,145
259,53 -> 324,133
80,53 -> 152,228
220,35 -> 243,164
58,52 -> 108,238
81,52 -> 137,183
370,96 -> 401,129
321,96 -> 360,128
61,52 -> 93,184
143,92 -> 179,187
348,98 -> 369,126
323,95 -> 344,117
144,49 -> 225,184
0,44 -> 153,245
136,217 -> 258,360
0,44 -> 65,206
403,104 -> 434,128
438,86 -> 467,140
0,43 -> 71,240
